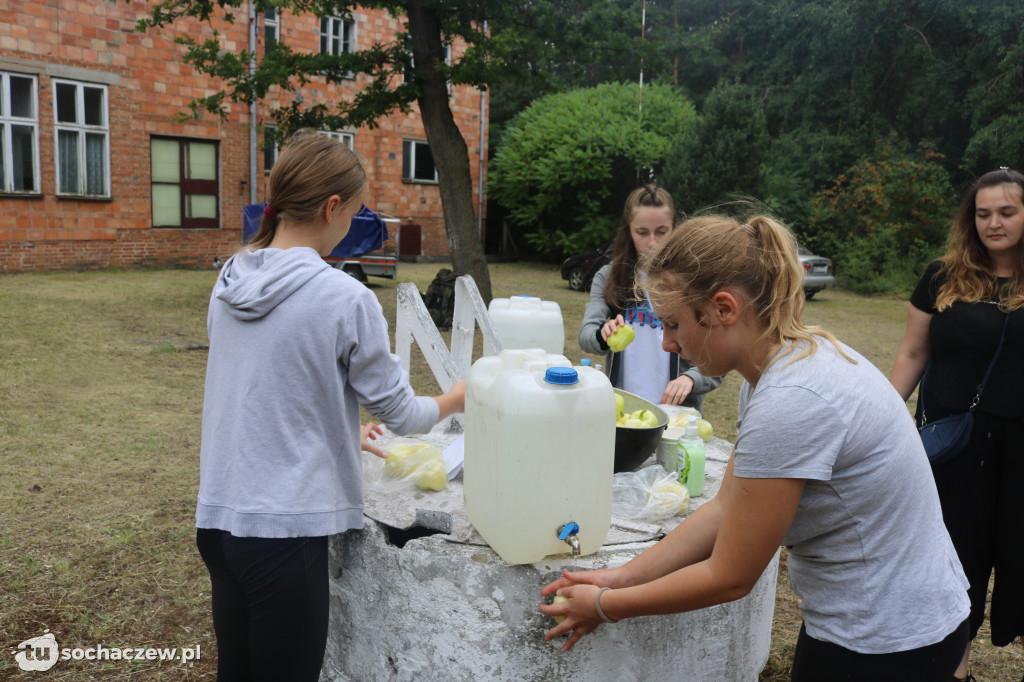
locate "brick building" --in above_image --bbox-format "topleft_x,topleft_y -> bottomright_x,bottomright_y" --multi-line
0,0 -> 488,272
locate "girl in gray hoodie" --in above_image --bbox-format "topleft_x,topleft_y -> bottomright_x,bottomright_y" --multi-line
196,132 -> 465,681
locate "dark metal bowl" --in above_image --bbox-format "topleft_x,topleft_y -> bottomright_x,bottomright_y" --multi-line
613,389 -> 668,472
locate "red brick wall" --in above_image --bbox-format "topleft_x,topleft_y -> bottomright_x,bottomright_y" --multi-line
0,0 -> 486,272
0,227 -> 242,272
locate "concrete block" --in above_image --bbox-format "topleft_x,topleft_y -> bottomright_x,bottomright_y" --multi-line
321,426 -> 776,682
322,521 -> 776,681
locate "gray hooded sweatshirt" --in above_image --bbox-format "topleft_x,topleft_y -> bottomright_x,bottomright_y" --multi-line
196,247 -> 438,538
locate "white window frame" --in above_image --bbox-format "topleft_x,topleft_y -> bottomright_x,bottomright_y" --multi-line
0,71 -> 40,194
445,44 -> 452,92
53,79 -> 110,198
320,130 -> 354,150
320,16 -> 356,57
264,7 -> 279,47
402,139 -> 438,184
404,44 -> 452,92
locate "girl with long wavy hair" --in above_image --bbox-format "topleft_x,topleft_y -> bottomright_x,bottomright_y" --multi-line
891,168 -> 1024,682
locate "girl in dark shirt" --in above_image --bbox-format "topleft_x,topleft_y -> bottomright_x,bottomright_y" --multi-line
890,168 -> 1024,682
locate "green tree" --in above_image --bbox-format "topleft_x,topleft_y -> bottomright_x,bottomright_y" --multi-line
488,82 -> 697,258
133,0 -> 649,301
659,80 -> 768,211
963,116 -> 1024,180
677,1 -> 1024,187
486,0 -> 659,148
961,6 -> 1024,177
133,0 -> 497,298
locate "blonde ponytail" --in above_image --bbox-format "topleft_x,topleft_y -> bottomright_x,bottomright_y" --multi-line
639,213 -> 853,370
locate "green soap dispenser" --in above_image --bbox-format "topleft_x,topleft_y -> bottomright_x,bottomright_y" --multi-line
677,416 -> 706,497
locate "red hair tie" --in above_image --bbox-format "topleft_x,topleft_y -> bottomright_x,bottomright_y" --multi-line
263,204 -> 277,218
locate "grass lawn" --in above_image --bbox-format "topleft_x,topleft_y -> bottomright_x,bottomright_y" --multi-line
1,262 -> 1020,681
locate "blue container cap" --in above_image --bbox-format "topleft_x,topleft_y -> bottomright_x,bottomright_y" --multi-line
580,358 -> 592,366
544,367 -> 579,385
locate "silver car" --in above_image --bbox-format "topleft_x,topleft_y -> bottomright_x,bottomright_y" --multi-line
798,245 -> 835,299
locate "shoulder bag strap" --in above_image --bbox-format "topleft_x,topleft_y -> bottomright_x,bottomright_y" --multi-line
969,313 -> 1010,410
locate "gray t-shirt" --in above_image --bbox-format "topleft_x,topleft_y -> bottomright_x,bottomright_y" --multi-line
735,338 -> 969,654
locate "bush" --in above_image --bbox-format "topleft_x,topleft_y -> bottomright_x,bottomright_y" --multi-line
760,126 -> 869,233
836,234 -> 935,295
488,82 -> 697,259
807,140 -> 955,293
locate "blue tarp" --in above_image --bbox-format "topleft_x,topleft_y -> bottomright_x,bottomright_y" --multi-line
242,203 -> 388,259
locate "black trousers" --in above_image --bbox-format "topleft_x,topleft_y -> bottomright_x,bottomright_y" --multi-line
196,529 -> 329,682
930,409 -> 1024,646
790,619 -> 969,681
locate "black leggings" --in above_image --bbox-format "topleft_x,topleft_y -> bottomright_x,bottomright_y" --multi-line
790,619 -> 969,681
196,529 -> 329,682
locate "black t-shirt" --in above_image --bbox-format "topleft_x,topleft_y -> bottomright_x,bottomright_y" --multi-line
910,260 -> 1024,418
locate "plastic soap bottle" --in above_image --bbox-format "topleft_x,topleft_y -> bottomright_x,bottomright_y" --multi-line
677,416 -> 706,497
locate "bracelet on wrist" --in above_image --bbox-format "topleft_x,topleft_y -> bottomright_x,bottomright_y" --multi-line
594,586 -> 617,623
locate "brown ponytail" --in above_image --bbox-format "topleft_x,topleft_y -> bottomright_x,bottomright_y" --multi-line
248,130 -> 367,250
251,206 -> 280,250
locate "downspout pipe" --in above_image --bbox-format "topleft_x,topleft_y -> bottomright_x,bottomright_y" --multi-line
476,20 -> 487,239
248,1 -> 257,207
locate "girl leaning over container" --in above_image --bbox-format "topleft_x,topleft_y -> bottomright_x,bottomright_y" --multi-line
542,213 -> 969,681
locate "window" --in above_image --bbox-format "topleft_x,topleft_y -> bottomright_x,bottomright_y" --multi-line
320,17 -> 355,56
150,137 -> 219,228
320,130 -> 354,150
402,139 -> 437,183
0,72 -> 39,194
53,80 -> 109,197
264,7 -> 279,47
263,125 -> 279,174
404,44 -> 452,92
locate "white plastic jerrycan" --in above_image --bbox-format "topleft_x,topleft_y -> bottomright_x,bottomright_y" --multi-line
484,295 -> 564,356
464,349 -> 616,565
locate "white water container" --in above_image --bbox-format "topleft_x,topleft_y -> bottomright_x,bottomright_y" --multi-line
464,349 -> 616,565
484,295 -> 564,355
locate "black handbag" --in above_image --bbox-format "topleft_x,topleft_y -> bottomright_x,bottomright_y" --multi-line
918,411 -> 974,465
918,315 -> 1008,464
